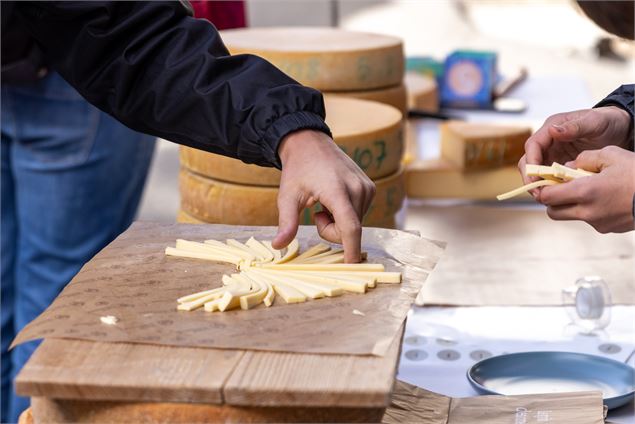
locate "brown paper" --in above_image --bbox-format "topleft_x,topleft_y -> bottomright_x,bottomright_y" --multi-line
12,222 -> 445,356
411,204 -> 634,306
383,380 -> 606,424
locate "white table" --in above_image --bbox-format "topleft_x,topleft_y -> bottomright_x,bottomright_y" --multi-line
398,306 -> 635,423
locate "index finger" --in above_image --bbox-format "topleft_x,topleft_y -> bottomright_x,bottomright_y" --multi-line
524,123 -> 553,166
318,191 -> 362,263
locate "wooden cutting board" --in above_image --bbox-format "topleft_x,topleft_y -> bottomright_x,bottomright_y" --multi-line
16,325 -> 403,408
14,222 -> 417,409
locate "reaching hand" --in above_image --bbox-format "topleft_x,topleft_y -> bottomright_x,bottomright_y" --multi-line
539,146 -> 635,233
271,130 -> 376,263
518,106 -> 632,196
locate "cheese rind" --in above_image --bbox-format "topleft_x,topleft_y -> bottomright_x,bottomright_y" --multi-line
180,167 -> 405,227
326,83 -> 407,116
221,27 -> 404,91
405,72 -> 438,112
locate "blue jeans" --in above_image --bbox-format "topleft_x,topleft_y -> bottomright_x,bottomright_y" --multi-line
1,72 -> 155,423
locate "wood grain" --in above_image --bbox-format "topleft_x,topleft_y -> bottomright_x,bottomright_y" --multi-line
223,325 -> 403,407
16,325 -> 403,407
31,398 -> 385,423
16,339 -> 243,404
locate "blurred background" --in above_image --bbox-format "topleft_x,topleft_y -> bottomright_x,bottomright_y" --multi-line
137,0 -> 634,223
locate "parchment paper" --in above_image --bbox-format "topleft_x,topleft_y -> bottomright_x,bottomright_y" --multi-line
410,204 -> 635,306
12,222 -> 445,356
383,380 -> 606,424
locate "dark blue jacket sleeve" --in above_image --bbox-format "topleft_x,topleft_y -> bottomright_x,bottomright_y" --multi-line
594,84 -> 634,152
15,1 -> 331,168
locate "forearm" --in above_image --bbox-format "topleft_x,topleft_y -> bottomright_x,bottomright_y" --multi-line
17,1 -> 330,167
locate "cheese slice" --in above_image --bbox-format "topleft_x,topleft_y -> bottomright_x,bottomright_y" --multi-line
255,274 -> 306,304
272,271 -> 368,293
204,239 -> 256,263
245,237 -> 274,263
238,275 -> 268,310
260,263 -> 385,272
292,243 -> 331,262
175,239 -> 244,264
496,179 -> 559,200
301,252 -> 345,265
262,241 -> 283,261
220,27 -> 404,91
217,291 -> 242,312
243,270 -> 276,307
177,291 -> 225,311
332,271 -> 401,284
227,239 -> 264,261
439,121 -> 532,170
294,248 -> 344,263
165,247 -> 242,266
250,269 -> 326,299
177,287 -> 225,304
274,239 -> 300,264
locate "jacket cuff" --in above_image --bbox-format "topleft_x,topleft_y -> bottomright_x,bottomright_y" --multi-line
594,85 -> 634,151
260,110 -> 332,169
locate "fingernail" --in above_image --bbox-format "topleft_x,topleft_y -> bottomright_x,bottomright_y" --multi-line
552,124 -> 565,133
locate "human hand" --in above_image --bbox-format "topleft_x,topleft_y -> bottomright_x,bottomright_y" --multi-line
272,130 -> 376,262
518,106 -> 632,194
539,146 -> 635,233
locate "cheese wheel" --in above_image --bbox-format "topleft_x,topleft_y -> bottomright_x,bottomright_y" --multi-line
440,121 -> 532,170
406,159 -> 529,200
404,72 -> 438,112
180,96 -> 403,185
176,209 -> 205,224
180,168 -> 405,227
220,27 -> 404,91
325,83 -> 407,116
177,209 -> 396,229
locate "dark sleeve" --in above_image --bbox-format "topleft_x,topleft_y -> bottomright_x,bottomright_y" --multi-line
594,84 -> 634,152
15,1 -> 331,168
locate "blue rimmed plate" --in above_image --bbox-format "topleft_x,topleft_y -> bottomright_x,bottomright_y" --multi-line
468,351 -> 635,410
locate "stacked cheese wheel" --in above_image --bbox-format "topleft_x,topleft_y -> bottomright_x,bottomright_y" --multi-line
179,28 -> 409,228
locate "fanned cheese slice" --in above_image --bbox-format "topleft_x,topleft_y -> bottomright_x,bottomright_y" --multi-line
291,243 -> 331,262
227,239 -> 264,260
274,239 -> 299,264
262,241 -> 283,261
243,270 -> 276,306
177,287 -> 226,304
177,291 -> 225,311
165,247 -> 242,266
204,239 -> 256,263
250,269 -> 325,299
260,263 -> 385,272
246,237 -> 274,262
293,248 -> 343,263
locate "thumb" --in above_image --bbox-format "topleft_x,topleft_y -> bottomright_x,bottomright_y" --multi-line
272,189 -> 301,250
548,114 -> 601,142
567,149 -> 604,173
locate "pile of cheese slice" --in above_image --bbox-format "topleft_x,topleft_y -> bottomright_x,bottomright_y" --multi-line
496,162 -> 595,200
166,237 -> 401,312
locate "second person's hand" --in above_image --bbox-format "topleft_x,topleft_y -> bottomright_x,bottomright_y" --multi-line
518,106 -> 632,195
271,130 -> 376,263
